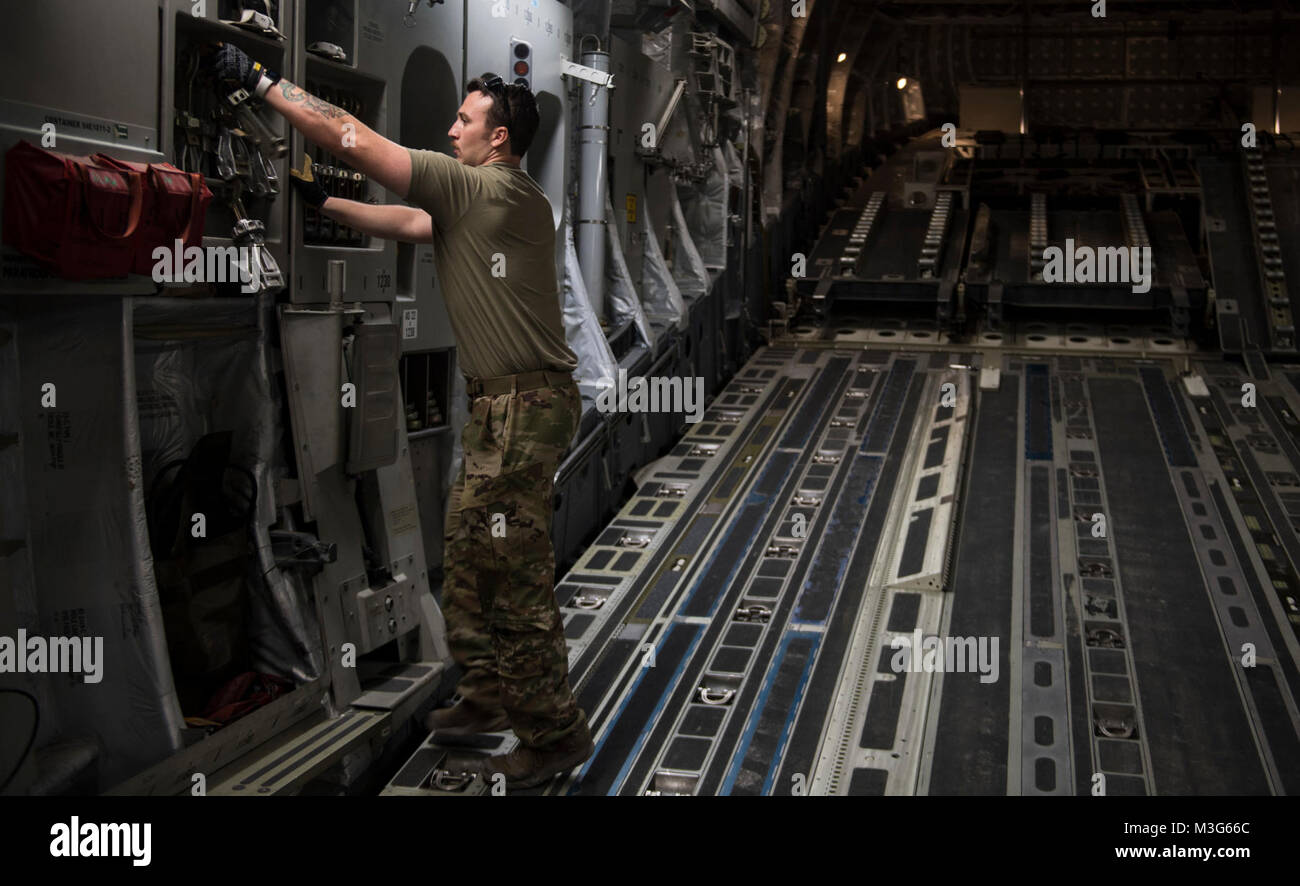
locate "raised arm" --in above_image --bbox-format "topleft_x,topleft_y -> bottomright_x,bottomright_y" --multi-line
265,81 -> 413,200
211,43 -> 413,199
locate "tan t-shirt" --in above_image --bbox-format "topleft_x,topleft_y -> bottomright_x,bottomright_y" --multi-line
406,149 -> 578,379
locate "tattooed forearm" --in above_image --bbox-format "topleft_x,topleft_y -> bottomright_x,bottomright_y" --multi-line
278,82 -> 349,119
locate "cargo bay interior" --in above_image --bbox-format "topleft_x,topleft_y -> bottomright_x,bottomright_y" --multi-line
2,0 -> 1299,797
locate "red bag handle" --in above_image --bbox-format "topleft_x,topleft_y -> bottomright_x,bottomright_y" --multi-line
146,165 -> 206,245
76,158 -> 143,241
182,170 -> 204,244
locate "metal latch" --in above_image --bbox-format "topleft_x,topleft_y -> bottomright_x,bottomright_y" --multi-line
1079,558 -> 1113,578
429,768 -> 476,792
698,687 -> 735,705
1086,626 -> 1124,648
572,591 -> 607,610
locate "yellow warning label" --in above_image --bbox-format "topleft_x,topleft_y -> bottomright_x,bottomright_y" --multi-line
626,194 -> 637,223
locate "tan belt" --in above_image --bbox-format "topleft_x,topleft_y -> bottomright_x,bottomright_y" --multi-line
464,369 -> 574,398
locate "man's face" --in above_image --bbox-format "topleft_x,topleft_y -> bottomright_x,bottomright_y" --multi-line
448,91 -> 508,166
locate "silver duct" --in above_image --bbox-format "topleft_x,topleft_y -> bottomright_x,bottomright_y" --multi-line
577,46 -> 611,321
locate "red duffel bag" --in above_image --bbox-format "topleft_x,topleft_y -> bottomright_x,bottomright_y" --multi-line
92,153 -> 210,275
2,139 -> 211,280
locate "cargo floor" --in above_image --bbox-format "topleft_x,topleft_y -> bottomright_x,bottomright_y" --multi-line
387,340 -> 1300,795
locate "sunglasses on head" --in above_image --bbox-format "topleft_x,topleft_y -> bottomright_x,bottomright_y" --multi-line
477,73 -> 513,137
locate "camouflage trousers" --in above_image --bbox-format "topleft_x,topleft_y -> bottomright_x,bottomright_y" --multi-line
442,377 -> 588,748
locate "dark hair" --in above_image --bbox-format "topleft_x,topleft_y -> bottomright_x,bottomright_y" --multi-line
466,73 -> 540,159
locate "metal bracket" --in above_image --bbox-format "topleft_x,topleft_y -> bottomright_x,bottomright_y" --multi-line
560,57 -> 615,89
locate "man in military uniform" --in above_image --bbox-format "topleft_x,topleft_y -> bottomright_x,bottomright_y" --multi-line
212,45 -> 593,789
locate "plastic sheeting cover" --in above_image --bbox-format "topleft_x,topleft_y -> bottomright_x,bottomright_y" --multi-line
560,203 -> 619,402
680,144 -> 729,270
642,27 -> 672,69
670,184 -> 710,302
639,189 -> 687,332
5,294 -> 184,790
134,295 -> 324,692
605,191 -> 653,350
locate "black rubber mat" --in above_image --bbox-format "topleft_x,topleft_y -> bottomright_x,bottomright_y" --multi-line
1063,574 -> 1095,795
771,375 -> 923,793
795,458 -> 885,623
727,635 -> 816,795
1091,376 -> 1269,794
575,637 -> 640,718
1026,364 -> 1053,460
623,368 -> 856,792
847,768 -> 889,795
859,671 -> 906,749
682,450 -> 802,619
863,360 -> 918,453
1138,366 -> 1196,467
928,381 -> 1017,795
1029,466 -> 1055,638
573,623 -> 701,795
780,356 -> 852,449
898,507 -> 934,577
886,593 -> 921,632
1208,479 -> 1300,794
573,379 -> 797,677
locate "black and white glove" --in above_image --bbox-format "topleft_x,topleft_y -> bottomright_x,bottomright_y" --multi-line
289,154 -> 329,208
212,41 -> 281,99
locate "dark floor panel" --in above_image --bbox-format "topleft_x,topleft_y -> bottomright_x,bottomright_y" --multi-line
1029,466 -> 1054,638
679,705 -> 727,738
575,624 -> 701,795
1091,376 -> 1269,794
859,674 -> 906,749
1026,364 -> 1053,460
1098,738 -> 1144,774
1243,666 -> 1300,795
886,593 -> 921,633
1139,366 -> 1197,467
929,381 -> 1018,795
773,378 -> 924,792
779,356 -> 851,449
848,768 -> 889,795
663,736 -> 711,771
728,636 -> 816,796
897,507 -> 934,577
